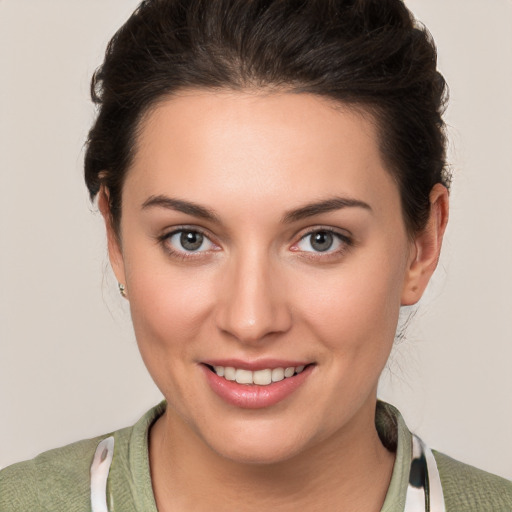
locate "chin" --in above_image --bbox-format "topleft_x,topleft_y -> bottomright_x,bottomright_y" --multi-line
200,419 -> 318,466
216,439 -> 305,466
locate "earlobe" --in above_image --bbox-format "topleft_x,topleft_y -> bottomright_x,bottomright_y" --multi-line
401,184 -> 449,306
98,186 -> 127,296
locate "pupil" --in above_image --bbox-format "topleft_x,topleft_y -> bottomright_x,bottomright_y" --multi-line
311,231 -> 333,252
180,231 -> 203,251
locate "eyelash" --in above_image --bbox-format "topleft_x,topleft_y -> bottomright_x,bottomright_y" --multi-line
158,226 -> 353,261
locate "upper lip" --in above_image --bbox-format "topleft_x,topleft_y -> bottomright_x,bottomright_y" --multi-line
201,358 -> 313,371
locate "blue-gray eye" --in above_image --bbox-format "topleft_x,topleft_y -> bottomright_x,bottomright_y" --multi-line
167,230 -> 214,253
180,231 -> 204,251
310,231 -> 333,252
296,230 -> 344,253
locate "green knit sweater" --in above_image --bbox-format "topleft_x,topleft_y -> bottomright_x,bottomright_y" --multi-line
1,402 -> 511,511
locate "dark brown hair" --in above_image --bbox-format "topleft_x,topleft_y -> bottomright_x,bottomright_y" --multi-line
84,0 -> 449,235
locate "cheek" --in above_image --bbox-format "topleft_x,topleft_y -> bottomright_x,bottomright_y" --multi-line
123,251 -> 216,383
296,249 -> 407,361
133,275 -> 202,333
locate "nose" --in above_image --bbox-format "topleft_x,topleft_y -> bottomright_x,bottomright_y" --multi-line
215,249 -> 292,344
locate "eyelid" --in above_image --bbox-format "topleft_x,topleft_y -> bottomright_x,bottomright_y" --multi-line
161,222 -> 217,238
292,225 -> 352,244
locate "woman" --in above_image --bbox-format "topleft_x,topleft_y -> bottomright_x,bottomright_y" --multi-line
1,0 -> 511,510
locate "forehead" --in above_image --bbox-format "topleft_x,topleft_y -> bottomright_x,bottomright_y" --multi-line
125,90 -> 400,219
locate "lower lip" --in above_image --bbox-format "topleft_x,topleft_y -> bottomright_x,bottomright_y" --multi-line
201,365 -> 314,409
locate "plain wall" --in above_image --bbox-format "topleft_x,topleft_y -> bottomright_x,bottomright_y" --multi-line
1,0 -> 511,479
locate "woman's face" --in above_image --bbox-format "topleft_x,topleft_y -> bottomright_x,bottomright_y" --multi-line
109,91 -> 432,464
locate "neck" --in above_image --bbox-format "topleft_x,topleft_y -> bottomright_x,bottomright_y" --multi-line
149,398 -> 394,512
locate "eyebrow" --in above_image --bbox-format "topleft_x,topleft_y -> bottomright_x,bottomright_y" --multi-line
141,194 -> 372,224
282,197 -> 372,223
141,195 -> 221,223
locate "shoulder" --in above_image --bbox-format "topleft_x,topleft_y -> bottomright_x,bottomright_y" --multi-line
0,403 -> 164,512
0,427 -> 133,512
0,434 -> 108,512
434,450 -> 512,511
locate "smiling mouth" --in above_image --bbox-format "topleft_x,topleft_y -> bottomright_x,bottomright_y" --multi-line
205,364 -> 312,386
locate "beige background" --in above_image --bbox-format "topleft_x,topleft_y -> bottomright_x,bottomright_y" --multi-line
1,1 -> 511,479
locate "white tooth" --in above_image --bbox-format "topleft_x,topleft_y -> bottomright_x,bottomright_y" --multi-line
295,365 -> 305,374
284,367 -> 295,378
253,369 -> 272,385
224,367 -> 236,381
271,367 -> 285,382
235,369 -> 253,384
214,366 -> 225,377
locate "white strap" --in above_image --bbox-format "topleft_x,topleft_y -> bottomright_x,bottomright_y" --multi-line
404,435 -> 427,512
404,435 -> 446,512
90,436 -> 115,512
423,439 -> 446,512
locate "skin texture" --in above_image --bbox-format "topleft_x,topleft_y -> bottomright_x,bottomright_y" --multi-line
100,90 -> 448,511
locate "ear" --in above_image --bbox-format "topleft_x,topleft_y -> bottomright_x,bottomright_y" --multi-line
401,183 -> 449,305
98,186 -> 128,298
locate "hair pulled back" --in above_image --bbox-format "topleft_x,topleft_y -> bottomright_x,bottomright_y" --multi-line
84,0 -> 449,235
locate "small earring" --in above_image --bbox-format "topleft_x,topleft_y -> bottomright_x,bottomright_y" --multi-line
118,283 -> 127,298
